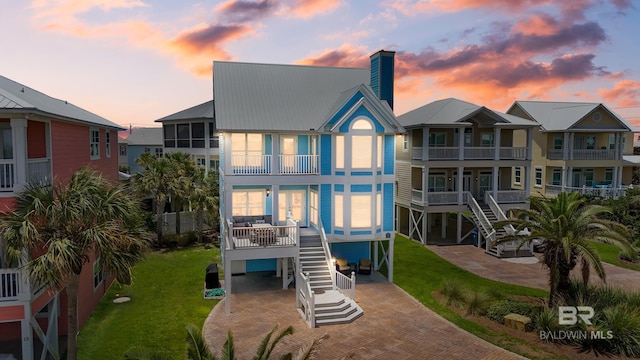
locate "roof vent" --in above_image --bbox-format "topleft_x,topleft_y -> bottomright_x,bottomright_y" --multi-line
593,112 -> 601,122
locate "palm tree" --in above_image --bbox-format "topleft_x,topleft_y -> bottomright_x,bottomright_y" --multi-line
191,168 -> 219,242
494,191 -> 636,306
134,152 -> 172,246
164,152 -> 197,236
0,167 -> 150,360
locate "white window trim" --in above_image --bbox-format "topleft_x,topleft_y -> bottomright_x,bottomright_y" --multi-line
402,134 -> 408,152
514,167 -> 522,185
105,131 -> 111,158
534,166 -> 543,188
90,128 -> 100,160
93,259 -> 104,291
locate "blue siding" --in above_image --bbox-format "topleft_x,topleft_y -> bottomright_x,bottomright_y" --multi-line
335,229 -> 344,235
246,259 -> 276,272
384,135 -> 394,175
377,183 -> 382,191
327,91 -> 364,127
310,185 -> 318,191
379,54 -> 394,109
351,171 -> 373,176
351,230 -> 372,235
320,134 -> 332,175
370,56 -> 380,96
298,135 -> 309,155
331,242 -> 370,264
320,184 -> 331,233
264,134 -> 272,155
128,145 -> 162,174
383,183 -> 394,231
334,184 -> 344,192
338,106 -> 385,133
336,171 -> 345,176
350,184 -> 372,192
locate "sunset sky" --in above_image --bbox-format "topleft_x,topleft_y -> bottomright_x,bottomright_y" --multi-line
3,0 -> 640,129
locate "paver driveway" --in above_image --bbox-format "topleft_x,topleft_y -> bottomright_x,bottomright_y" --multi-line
203,281 -> 523,359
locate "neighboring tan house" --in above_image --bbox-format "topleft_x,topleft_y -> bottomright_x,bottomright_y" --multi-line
156,100 -> 218,174
507,101 -> 638,199
216,51 -> 404,327
395,98 -> 537,257
0,74 -> 123,359
124,127 -> 163,174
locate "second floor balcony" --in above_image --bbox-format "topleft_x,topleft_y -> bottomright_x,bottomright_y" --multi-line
547,148 -> 619,161
411,146 -> 527,161
231,154 -> 319,175
0,158 -> 52,193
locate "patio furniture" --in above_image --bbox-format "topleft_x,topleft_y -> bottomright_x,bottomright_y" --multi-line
250,224 -> 277,246
335,258 -> 351,275
358,259 -> 372,275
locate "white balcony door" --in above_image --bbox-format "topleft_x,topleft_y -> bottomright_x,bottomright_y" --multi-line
478,174 -> 492,198
278,190 -> 306,225
281,136 -> 296,170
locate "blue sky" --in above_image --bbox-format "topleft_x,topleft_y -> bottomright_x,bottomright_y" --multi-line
2,0 -> 640,129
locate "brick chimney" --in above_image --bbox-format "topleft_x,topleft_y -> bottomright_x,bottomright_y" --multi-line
370,50 -> 395,110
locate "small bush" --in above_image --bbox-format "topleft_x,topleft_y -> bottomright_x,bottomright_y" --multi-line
487,299 -> 541,324
484,287 -> 505,301
533,307 -> 559,335
562,280 -> 636,312
598,305 -> 640,357
441,280 -> 466,307
466,292 -> 491,316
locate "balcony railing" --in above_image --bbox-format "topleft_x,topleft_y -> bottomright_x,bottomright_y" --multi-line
0,268 -> 29,301
411,189 -> 423,203
0,159 -> 14,191
546,149 -> 618,161
412,146 -> 527,161
279,155 -> 319,174
486,190 -> 528,203
429,147 -> 459,160
546,184 -> 628,199
499,147 -> 527,160
28,158 -> 52,186
412,147 -> 422,160
412,189 -> 462,205
463,147 -> 495,159
225,219 -> 298,249
231,155 -> 271,175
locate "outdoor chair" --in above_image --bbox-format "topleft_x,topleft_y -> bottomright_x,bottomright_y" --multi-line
358,259 -> 372,275
335,258 -> 351,275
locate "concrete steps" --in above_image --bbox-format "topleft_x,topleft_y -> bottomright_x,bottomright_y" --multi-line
314,290 -> 363,326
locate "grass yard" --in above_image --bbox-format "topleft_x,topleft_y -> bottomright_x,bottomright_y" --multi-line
589,240 -> 640,271
77,245 -> 221,359
392,234 -> 565,360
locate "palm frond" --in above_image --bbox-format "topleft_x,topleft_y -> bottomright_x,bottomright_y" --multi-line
186,324 -> 215,360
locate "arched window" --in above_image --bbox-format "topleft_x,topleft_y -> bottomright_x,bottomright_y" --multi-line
351,118 -> 374,169
352,119 -> 373,130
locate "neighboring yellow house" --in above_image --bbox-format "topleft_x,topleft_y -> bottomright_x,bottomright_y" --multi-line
507,101 -> 638,199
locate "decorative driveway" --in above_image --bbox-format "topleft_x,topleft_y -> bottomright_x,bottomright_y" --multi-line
203,280 -> 524,359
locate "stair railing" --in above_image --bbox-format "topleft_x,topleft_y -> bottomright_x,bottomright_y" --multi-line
335,271 -> 355,299
485,192 -> 531,254
317,217 -> 338,290
296,269 -> 315,328
465,192 -> 496,253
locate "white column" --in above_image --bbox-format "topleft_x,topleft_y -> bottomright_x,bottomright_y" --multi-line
494,127 -> 500,160
563,133 -> 570,160
492,166 -> 499,197
422,128 -> 429,161
272,133 -> 279,175
524,166 -> 531,198
421,209 -> 427,245
456,212 -> 463,244
11,119 -> 27,192
458,128 -> 465,160
282,258 -> 288,289
440,212 -> 447,239
569,133 -> 575,160
21,303 -> 33,359
526,128 -> 533,160
387,237 -> 394,282
457,166 -> 464,205
373,241 -> 379,270
423,167 -> 429,204
272,186 -> 279,225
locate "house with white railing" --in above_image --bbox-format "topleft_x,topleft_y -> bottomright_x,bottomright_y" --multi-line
0,75 -> 123,359
216,51 -> 403,327
506,101 -> 638,200
395,98 -> 537,257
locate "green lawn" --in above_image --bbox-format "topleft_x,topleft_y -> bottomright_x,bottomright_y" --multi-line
392,234 -> 566,360
77,245 -> 220,359
590,240 -> 640,271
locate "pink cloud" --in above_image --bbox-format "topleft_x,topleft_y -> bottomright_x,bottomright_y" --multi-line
281,0 -> 343,19
600,79 -> 640,107
297,44 -> 371,68
31,0 -> 148,18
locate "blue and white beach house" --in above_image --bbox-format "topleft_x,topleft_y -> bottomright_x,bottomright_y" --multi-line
216,51 -> 404,326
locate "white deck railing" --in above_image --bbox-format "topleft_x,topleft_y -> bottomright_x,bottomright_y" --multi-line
335,271 -> 355,299
546,149 -> 619,161
0,159 -> 14,191
464,147 -> 495,159
296,271 -> 315,328
412,147 -> 423,160
224,219 -> 297,249
0,268 -> 29,301
499,147 -> 527,160
545,184 -> 628,199
411,189 -> 423,203
428,147 -> 459,160
317,218 -> 337,289
279,155 -> 319,174
427,191 -> 459,205
27,158 -> 52,186
487,190 -> 528,203
231,155 -> 271,174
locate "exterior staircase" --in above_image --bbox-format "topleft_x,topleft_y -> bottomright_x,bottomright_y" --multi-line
298,229 -> 363,326
478,204 -> 506,257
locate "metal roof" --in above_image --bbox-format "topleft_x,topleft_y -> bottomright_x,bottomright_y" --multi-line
513,101 -> 636,132
623,155 -> 640,165
124,127 -> 163,146
155,100 -> 214,122
398,98 -> 536,128
0,75 -> 124,130
213,61 -> 371,131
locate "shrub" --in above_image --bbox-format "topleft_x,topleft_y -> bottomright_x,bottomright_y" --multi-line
487,300 -> 541,324
533,307 -> 559,335
484,287 -> 504,301
441,280 -> 466,307
562,280 -> 631,312
598,305 -> 640,357
466,292 -> 491,316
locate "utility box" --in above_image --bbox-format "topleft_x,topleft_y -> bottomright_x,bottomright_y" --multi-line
205,263 -> 221,289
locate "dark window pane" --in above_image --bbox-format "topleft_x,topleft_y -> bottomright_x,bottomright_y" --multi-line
192,140 -> 205,148
164,125 -> 176,148
177,140 -> 190,148
177,124 -> 190,139
192,123 -> 204,138
211,137 -> 219,148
